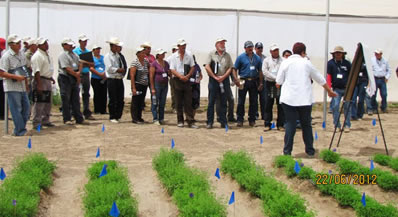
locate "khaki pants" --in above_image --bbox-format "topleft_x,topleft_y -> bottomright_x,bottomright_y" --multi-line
32,78 -> 52,127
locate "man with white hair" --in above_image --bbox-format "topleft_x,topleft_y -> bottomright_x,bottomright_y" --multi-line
74,34 -> 95,120
205,37 -> 233,129
104,37 -> 125,123
31,37 -> 55,128
0,34 -> 30,136
58,38 -> 85,125
370,49 -> 391,113
169,38 -> 198,128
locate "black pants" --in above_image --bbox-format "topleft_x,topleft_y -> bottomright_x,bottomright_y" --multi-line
237,79 -> 258,123
0,80 -> 4,120
264,81 -> 285,128
282,103 -> 314,156
58,75 -> 84,123
91,78 -> 107,114
81,73 -> 92,118
173,78 -> 194,124
131,83 -> 147,121
207,77 -> 227,125
107,78 -> 124,120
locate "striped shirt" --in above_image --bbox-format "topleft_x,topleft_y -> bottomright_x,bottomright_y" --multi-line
130,58 -> 149,86
0,49 -> 27,92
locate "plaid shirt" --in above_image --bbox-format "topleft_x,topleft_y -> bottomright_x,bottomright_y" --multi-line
0,49 -> 27,92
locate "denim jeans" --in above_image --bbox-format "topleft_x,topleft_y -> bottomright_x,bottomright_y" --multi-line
151,82 -> 168,121
281,103 -> 314,156
371,78 -> 387,112
351,81 -> 367,119
7,91 -> 30,136
332,88 -> 351,128
237,79 -> 258,123
207,77 -> 227,126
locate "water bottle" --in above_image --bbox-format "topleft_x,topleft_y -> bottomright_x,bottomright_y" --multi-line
219,82 -> 225,93
136,91 -> 142,95
152,95 -> 157,105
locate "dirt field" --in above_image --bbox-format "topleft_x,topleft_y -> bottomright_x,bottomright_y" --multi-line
0,100 -> 397,217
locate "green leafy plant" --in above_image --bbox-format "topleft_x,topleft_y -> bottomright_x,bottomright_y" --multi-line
373,154 -> 398,172
52,90 -> 62,106
320,149 -> 341,163
153,148 -> 226,217
275,155 -> 398,217
0,153 -> 56,216
221,151 -> 314,217
83,160 -> 138,217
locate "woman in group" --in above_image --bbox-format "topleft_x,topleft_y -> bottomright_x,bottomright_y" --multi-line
149,49 -> 170,125
276,42 -> 337,157
130,47 -> 149,124
89,45 -> 107,114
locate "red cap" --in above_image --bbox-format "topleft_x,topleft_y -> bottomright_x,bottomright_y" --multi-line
0,38 -> 5,50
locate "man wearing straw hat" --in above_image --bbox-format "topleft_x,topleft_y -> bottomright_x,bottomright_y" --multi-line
31,37 -> 55,129
104,37 -> 125,123
370,49 -> 391,114
0,34 -> 30,136
327,46 -> 352,132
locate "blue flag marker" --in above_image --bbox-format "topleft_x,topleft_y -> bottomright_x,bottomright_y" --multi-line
102,124 -> 105,133
0,168 -> 6,181
375,136 -> 378,144
12,199 -> 16,206
109,201 -> 120,217
372,119 -> 376,126
171,139 -> 175,149
315,131 -> 318,140
215,168 -> 220,180
37,124 -> 41,133
294,161 -> 301,174
225,125 -> 228,133
161,127 -> 164,134
228,191 -> 235,205
27,137 -> 32,149
99,164 -> 108,177
260,136 -> 263,144
361,193 -> 366,207
370,160 -> 374,171
322,121 -> 326,129
271,122 -> 275,129
328,170 -> 332,175
96,147 -> 100,158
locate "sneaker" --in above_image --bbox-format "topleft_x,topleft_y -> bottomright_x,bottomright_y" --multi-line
189,123 -> 199,129
76,120 -> 89,125
358,118 -> 363,121
344,128 -> 350,133
206,124 -> 213,129
177,122 -> 184,127
64,120 -> 74,125
110,119 -> 119,123
132,120 -> 143,124
368,111 -> 373,116
249,122 -> 255,127
86,116 -> 96,120
237,122 -> 243,127
153,121 -> 160,125
277,127 -> 285,131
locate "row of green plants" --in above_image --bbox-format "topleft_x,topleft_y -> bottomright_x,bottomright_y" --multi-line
153,148 -> 226,217
274,154 -> 398,217
373,153 -> 398,171
0,153 -> 56,217
83,160 -> 138,217
320,149 -> 398,191
220,150 -> 314,217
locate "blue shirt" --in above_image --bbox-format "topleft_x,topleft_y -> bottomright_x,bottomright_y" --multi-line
92,55 -> 105,80
234,52 -> 262,78
73,47 -> 91,73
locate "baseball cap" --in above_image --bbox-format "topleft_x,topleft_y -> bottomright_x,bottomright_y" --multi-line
177,38 -> 187,46
78,34 -> 89,41
61,38 -> 74,45
136,47 -> 145,54
7,34 -> 22,44
374,49 -> 383,54
215,37 -> 227,44
92,44 -> 101,50
156,48 -> 167,55
0,38 -> 5,50
255,42 -> 263,49
244,41 -> 254,48
270,43 -> 279,51
37,37 -> 48,45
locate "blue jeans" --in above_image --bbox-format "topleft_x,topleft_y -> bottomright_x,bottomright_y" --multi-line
207,77 -> 228,125
7,91 -> 30,136
237,79 -> 258,123
332,88 -> 351,128
371,78 -> 387,112
151,82 -> 168,121
351,81 -> 367,119
281,103 -> 314,156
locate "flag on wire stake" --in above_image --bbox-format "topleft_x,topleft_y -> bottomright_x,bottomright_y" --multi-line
0,168 -> 6,180
109,201 -> 120,217
96,147 -> 100,158
27,137 -> 32,149
215,168 -> 220,180
12,199 -> 16,206
322,121 -> 326,129
328,170 -> 332,175
294,161 -> 301,174
99,164 -> 108,177
37,124 -> 41,133
370,160 -> 374,171
361,193 -> 366,207
228,191 -> 235,205
102,124 -> 105,133
375,136 -> 378,144
161,127 -> 164,134
372,119 -> 376,126
315,131 -> 318,141
260,136 -> 263,144
225,124 -> 228,133
271,122 -> 275,129
171,139 -> 175,149
189,193 -> 194,198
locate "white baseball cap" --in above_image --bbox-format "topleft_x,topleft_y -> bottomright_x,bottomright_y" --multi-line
374,49 -> 383,54
27,38 -> 38,45
215,37 -> 227,44
136,47 -> 145,54
92,44 -> 102,50
61,38 -> 74,45
270,43 -> 279,51
156,48 -> 167,55
78,34 -> 89,41
7,34 -> 22,44
37,37 -> 48,45
177,38 -> 187,46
